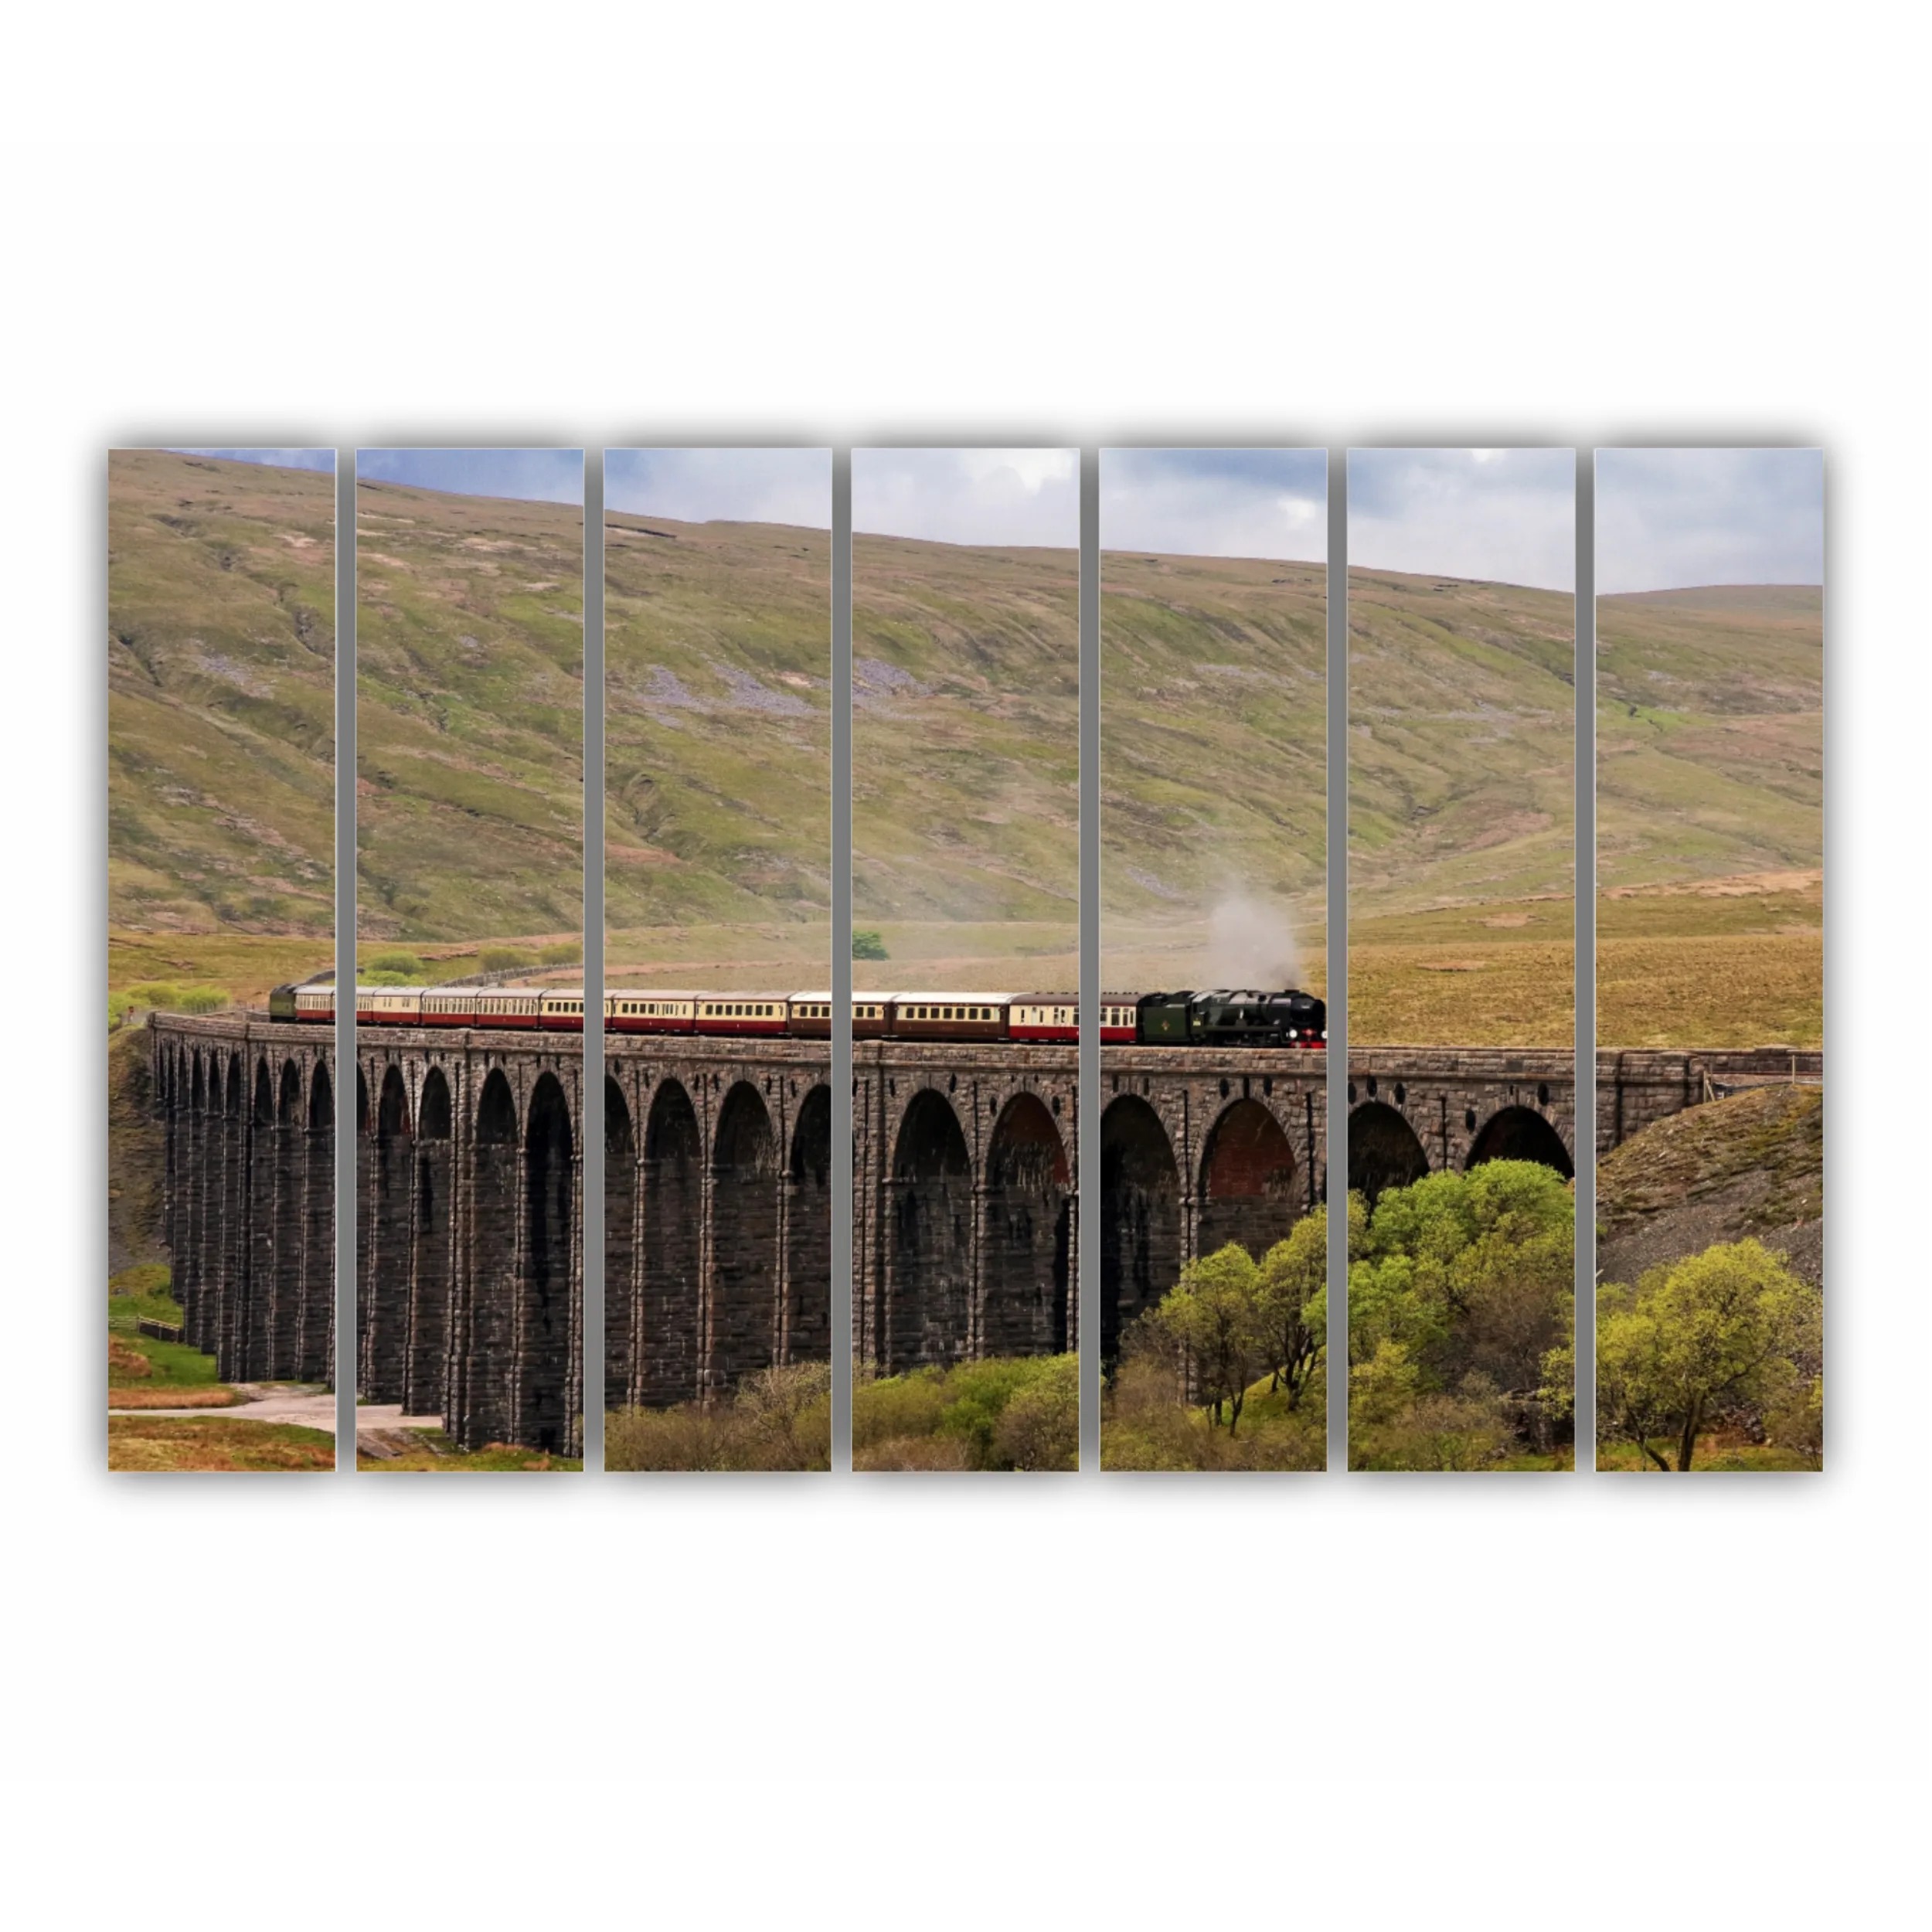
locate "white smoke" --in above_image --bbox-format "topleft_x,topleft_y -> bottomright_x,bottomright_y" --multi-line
1203,893 -> 1301,990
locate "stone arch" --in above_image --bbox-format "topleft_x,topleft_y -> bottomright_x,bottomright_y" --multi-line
1100,1094 -> 1181,1367
984,1091 -> 1071,1358
301,1060 -> 334,1383
785,1083 -> 832,1366
406,1066 -> 454,1416
519,1071 -> 575,1454
712,1081 -> 780,1389
1198,1097 -> 1298,1264
887,1087 -> 973,1370
1349,1100 -> 1430,1207
362,1064 -> 413,1404
604,1077 -> 637,1409
461,1068 -> 520,1446
1467,1104 -> 1574,1179
641,1080 -> 702,1405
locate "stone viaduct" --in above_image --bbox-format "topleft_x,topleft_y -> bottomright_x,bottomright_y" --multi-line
148,1012 -> 1820,1449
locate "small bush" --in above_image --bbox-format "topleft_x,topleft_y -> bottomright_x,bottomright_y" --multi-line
537,940 -> 583,967
993,1355 -> 1079,1471
852,929 -> 888,961
852,1356 -> 1078,1471
604,1362 -> 832,1471
852,1367 -> 947,1451
365,948 -> 425,978
175,985 -> 228,1014
479,946 -> 533,974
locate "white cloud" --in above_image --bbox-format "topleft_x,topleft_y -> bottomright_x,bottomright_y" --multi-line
1596,448 -> 1823,594
1349,447 -> 1574,591
1100,448 -> 1326,561
853,447 -> 1077,546
606,447 -> 831,529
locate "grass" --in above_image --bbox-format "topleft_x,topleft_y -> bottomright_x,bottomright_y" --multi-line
356,1427 -> 580,1472
108,1417 -> 335,1472
1598,1083 -> 1824,1236
1595,1437 -> 1815,1474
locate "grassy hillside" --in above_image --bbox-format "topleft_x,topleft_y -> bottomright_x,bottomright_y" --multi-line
355,479 -> 583,942
108,451 -> 335,935
853,534 -> 1079,937
604,514 -> 830,977
1347,566 -> 1577,915
1100,552 -> 1325,988
1598,1083 -> 1823,1291
1597,584 -> 1821,1047
1597,585 -> 1822,888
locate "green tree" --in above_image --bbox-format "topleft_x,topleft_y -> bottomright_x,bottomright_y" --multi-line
852,929 -> 888,961
1597,1238 -> 1821,1472
1145,1244 -> 1270,1435
1256,1211 -> 1327,1408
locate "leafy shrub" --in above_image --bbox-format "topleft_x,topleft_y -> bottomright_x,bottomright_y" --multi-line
992,1354 -> 1078,1471
604,1362 -> 831,1471
537,940 -> 583,967
852,1366 -> 947,1451
365,948 -> 425,978
116,981 -> 228,1016
852,1356 -> 1078,1471
479,946 -> 532,973
852,929 -> 888,961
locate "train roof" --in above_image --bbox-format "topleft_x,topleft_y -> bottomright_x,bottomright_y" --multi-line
1010,991 -> 1077,1004
886,991 -> 1013,1004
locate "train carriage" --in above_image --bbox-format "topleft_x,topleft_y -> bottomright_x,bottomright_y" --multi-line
1010,993 -> 1077,1043
887,994 -> 1010,1042
468,988 -> 541,1029
357,988 -> 423,1026
1100,995 -> 1138,1044
852,995 -> 889,1039
787,994 -> 834,1039
539,992 -> 585,1031
694,995 -> 789,1037
606,992 -> 699,1035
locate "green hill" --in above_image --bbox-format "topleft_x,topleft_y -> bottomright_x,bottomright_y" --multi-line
1597,583 -> 1822,889
604,513 -> 830,940
108,450 -> 335,934
853,533 -> 1080,930
1346,566 -> 1577,915
354,478 -> 584,942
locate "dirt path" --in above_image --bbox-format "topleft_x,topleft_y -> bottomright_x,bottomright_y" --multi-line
107,1386 -> 440,1435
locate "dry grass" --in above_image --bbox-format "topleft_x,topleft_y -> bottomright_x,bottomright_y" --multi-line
107,1417 -> 335,1472
1598,932 -> 1821,1049
108,1383 -> 247,1410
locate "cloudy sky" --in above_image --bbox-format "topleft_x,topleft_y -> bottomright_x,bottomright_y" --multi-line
607,447 -> 830,528
853,447 -> 1076,546
1349,448 -> 1575,590
357,448 -> 583,505
1101,448 -> 1325,560
1597,447 -> 1823,594
173,447 -> 334,473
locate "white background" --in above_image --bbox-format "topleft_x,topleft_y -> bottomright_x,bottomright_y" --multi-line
3,10 -> 1926,1925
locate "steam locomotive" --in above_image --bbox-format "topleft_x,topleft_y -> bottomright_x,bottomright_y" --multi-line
268,984 -> 1326,1047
